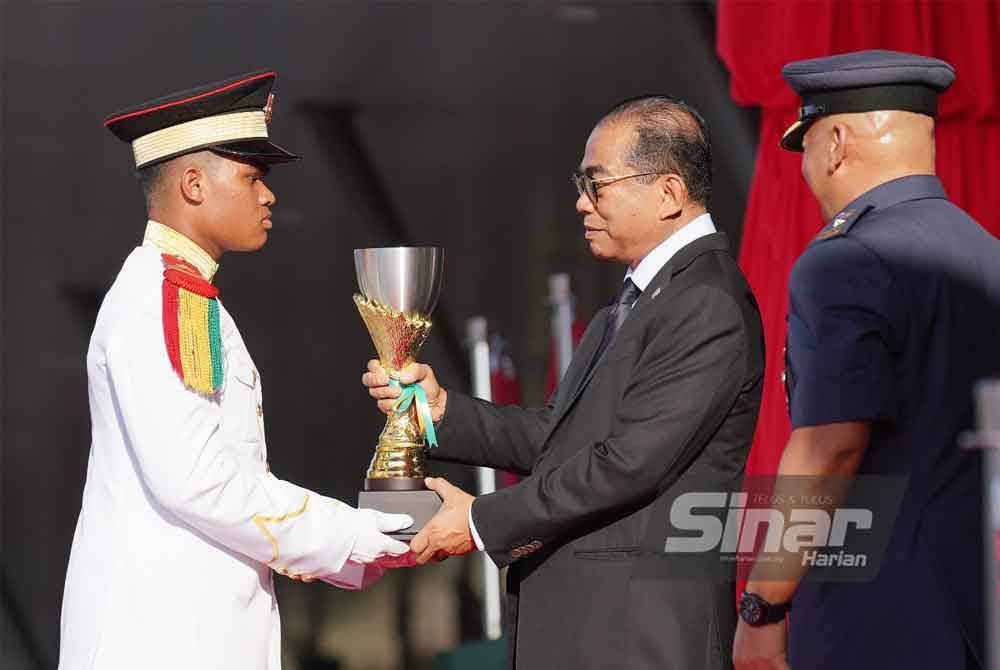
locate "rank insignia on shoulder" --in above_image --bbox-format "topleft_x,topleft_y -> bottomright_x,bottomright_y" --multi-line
160,254 -> 224,396
814,225 -> 844,241
813,207 -> 871,242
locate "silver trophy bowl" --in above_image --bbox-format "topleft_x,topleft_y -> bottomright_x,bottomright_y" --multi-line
354,246 -> 444,316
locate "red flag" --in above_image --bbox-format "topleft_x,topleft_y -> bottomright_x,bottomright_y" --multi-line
489,334 -> 523,488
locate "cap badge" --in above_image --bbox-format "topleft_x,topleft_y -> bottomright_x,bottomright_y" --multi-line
263,93 -> 275,125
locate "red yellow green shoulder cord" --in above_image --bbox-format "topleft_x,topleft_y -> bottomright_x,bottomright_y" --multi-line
160,254 -> 223,395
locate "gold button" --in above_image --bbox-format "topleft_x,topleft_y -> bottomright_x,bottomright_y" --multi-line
256,404 -> 263,417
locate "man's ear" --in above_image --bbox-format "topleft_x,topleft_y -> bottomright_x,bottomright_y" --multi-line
828,123 -> 848,175
180,164 -> 206,204
658,173 -> 687,221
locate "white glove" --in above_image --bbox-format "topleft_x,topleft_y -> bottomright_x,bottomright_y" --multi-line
348,509 -> 413,563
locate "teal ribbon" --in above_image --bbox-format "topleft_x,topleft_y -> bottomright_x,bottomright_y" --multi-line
390,379 -> 439,448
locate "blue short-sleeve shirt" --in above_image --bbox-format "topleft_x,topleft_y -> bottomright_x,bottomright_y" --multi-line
787,233 -> 904,427
784,175 -> 1000,670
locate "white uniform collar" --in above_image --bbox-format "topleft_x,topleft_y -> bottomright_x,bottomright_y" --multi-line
625,212 -> 716,292
142,220 -> 219,282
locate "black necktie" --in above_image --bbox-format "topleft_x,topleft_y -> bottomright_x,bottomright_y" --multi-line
588,278 -> 642,373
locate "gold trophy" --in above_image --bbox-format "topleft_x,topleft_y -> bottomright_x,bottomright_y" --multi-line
355,246 -> 444,538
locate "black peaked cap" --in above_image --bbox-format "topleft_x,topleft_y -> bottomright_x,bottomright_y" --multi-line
105,70 -> 300,168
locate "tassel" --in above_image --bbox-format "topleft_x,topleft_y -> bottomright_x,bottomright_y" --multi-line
160,254 -> 223,395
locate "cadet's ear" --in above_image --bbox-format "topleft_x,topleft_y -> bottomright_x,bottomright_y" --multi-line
179,164 -> 206,204
828,122 -> 848,174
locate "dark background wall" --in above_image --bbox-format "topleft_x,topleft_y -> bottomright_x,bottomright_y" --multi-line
0,2 -> 757,667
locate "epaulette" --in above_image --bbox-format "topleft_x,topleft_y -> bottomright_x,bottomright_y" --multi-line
812,204 -> 875,243
160,254 -> 223,396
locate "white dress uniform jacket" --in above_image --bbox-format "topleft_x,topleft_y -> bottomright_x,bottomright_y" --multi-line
60,227 -> 378,670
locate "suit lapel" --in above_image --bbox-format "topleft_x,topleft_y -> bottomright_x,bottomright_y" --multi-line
559,275 -> 666,413
541,232 -> 731,445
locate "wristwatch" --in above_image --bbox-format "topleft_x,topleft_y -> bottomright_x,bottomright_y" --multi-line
738,591 -> 791,626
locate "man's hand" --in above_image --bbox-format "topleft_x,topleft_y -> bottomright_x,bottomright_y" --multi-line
733,619 -> 790,670
409,477 -> 475,564
361,360 -> 447,423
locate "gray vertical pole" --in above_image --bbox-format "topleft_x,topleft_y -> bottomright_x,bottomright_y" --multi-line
966,379 -> 1000,670
978,380 -> 1000,670
466,317 -> 503,640
549,274 -> 574,381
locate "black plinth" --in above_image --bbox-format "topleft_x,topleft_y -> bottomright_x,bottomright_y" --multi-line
358,483 -> 442,541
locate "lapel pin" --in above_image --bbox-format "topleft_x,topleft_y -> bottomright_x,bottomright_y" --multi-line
651,287 -> 662,300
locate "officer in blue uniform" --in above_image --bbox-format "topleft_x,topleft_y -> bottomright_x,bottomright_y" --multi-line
733,50 -> 1000,670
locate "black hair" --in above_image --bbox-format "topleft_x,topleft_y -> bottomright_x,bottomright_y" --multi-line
600,95 -> 712,207
135,161 -> 166,208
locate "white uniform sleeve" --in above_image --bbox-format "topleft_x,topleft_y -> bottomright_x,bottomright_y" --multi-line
104,316 -> 390,587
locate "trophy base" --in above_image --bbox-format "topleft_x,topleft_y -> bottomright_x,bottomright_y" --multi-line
364,477 -> 427,491
358,489 -> 442,541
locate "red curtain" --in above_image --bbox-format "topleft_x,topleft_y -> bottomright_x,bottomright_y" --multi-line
717,0 -> 1000,476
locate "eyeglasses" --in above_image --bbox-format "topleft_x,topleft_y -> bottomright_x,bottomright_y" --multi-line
571,170 -> 663,207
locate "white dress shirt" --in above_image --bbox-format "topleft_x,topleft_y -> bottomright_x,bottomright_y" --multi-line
625,212 -> 717,291
467,213 -> 717,552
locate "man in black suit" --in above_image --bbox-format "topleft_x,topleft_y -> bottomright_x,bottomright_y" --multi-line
364,96 -> 765,669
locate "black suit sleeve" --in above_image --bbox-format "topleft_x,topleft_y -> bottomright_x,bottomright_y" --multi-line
471,285 -> 748,567
429,391 -> 554,476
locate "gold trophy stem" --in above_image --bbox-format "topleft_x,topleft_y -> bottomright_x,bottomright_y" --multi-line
365,401 -> 427,490
355,294 -> 434,491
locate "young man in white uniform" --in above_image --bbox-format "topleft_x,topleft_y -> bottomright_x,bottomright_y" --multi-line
58,70 -> 412,670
